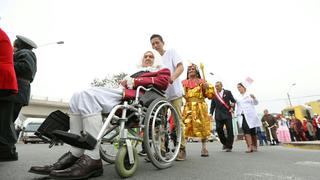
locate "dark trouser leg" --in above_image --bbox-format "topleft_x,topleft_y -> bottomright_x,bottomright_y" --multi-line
271,128 -> 279,144
289,128 -> 295,141
225,118 -> 234,149
141,143 -> 145,152
216,120 -> 227,146
257,132 -> 262,145
0,100 -> 17,145
0,100 -> 18,161
13,103 -> 23,123
305,131 -> 312,141
262,133 -> 268,145
317,129 -> 320,140
295,132 -> 302,141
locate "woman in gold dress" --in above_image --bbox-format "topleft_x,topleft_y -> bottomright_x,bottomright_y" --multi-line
182,63 -> 215,157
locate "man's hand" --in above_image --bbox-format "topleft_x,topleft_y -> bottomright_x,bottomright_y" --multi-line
202,82 -> 209,89
250,94 -> 256,99
120,79 -> 127,87
209,115 -> 215,122
169,77 -> 174,84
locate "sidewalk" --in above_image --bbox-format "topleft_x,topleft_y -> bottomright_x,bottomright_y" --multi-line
282,140 -> 320,150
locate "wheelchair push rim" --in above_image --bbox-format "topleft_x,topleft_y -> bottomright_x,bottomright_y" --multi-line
143,98 -> 182,169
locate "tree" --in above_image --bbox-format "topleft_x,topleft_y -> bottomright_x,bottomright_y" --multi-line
91,72 -> 127,88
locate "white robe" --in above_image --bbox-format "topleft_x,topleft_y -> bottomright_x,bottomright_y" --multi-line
69,87 -> 123,117
68,52 -> 164,118
236,92 -> 262,129
69,64 -> 163,117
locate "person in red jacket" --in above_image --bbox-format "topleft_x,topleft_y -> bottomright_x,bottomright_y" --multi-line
0,27 -> 18,161
0,28 -> 18,96
29,49 -> 170,179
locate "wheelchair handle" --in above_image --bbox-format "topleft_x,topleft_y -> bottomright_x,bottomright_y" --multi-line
134,86 -> 153,103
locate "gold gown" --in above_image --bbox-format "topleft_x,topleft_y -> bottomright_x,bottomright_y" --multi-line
182,79 -> 215,139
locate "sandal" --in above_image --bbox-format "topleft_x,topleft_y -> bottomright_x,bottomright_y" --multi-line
201,148 -> 209,157
245,149 -> 253,153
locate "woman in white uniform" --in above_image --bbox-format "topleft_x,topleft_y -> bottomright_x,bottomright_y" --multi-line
236,83 -> 262,153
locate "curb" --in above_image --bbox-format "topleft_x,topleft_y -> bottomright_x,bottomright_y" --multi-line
282,142 -> 320,150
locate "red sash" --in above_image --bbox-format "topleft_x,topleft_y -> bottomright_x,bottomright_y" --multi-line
316,116 -> 320,128
215,89 -> 230,110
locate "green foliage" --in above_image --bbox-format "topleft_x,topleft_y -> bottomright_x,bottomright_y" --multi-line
91,72 -> 127,88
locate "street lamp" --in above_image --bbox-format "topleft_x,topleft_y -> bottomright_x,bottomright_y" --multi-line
287,83 -> 296,107
37,41 -> 64,48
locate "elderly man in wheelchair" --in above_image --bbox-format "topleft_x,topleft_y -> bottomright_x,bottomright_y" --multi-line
29,50 -> 182,179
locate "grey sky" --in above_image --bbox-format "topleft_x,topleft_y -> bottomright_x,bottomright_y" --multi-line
1,0 -> 320,113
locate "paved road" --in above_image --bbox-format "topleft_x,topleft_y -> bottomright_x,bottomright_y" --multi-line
0,141 -> 319,180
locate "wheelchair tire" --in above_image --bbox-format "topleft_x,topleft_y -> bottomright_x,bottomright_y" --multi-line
143,97 -> 181,169
115,146 -> 139,178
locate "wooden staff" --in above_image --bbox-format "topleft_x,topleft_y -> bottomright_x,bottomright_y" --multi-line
199,63 -> 206,81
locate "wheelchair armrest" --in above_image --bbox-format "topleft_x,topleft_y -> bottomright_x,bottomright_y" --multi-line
139,86 -> 166,107
145,85 -> 166,97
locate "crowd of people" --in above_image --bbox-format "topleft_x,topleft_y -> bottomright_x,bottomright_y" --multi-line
1,29 -> 319,180
256,110 -> 320,147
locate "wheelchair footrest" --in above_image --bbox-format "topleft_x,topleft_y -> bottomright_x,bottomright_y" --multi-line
52,130 -> 97,150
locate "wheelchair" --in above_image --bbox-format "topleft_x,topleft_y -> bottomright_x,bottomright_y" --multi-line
37,86 -> 182,178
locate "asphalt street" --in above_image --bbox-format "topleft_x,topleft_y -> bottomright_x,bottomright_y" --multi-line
0,141 -> 319,180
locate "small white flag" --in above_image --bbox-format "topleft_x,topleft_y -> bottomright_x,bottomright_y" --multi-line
245,77 -> 254,84
242,77 -> 254,88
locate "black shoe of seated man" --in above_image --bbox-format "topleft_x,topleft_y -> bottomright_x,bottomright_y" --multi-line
50,154 -> 103,179
225,148 -> 232,152
29,152 -> 78,175
0,144 -> 18,161
138,150 -> 147,156
222,145 -> 227,150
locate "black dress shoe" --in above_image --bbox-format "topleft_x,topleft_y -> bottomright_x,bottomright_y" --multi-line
50,154 -> 103,179
29,152 -> 79,175
225,148 -> 232,152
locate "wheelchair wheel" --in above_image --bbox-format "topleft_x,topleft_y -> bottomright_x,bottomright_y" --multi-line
143,98 -> 181,169
115,146 -> 139,178
100,127 -> 140,164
